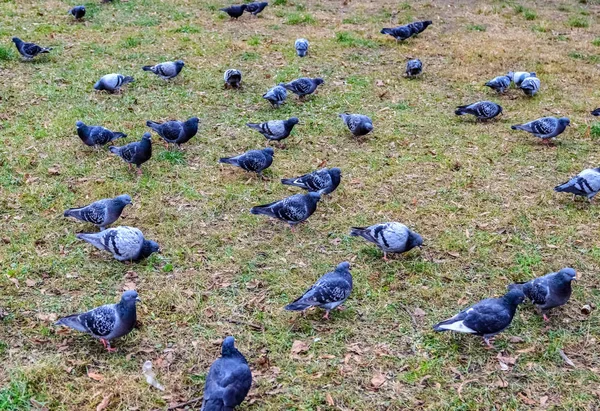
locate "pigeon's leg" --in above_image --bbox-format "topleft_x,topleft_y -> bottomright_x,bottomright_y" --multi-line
337,305 -> 346,311
543,313 -> 550,322
128,163 -> 133,171
100,338 -> 117,352
323,310 -> 330,320
483,337 -> 495,349
382,252 -> 389,262
289,224 -> 296,233
137,167 -> 143,176
163,140 -> 169,150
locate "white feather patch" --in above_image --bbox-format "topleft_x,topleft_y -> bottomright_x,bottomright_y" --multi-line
438,320 -> 477,334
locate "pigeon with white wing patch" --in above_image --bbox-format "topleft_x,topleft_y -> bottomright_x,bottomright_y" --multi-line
350,222 -> 422,261
281,167 -> 341,195
76,226 -> 159,262
555,167 -> 600,202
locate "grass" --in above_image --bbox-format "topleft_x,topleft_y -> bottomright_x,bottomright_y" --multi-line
467,24 -> 487,32
514,4 -> 537,20
1,0 -> 600,409
568,15 -> 589,27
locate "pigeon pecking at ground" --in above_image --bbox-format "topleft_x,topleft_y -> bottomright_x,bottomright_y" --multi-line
64,194 -> 132,231
554,167 -> 600,202
350,222 -> 422,261
246,117 -> 299,143
511,116 -> 570,144
280,77 -> 324,99
224,69 -> 242,88
433,288 -> 526,348
508,71 -> 536,87
339,113 -> 373,137
201,336 -> 252,411
109,133 -> 152,175
508,268 -> 577,322
76,226 -> 159,262
485,75 -> 511,93
295,38 -> 309,57
285,261 -> 353,320
76,121 -> 127,147
281,167 -> 341,195
219,147 -> 274,176
55,290 -> 140,352
94,73 -> 134,93
12,37 -> 52,59
262,85 -> 287,108
455,101 -> 503,120
250,192 -> 321,230
142,60 -> 185,80
245,1 -> 268,16
520,76 -> 540,96
68,5 -> 86,19
146,117 -> 199,148
405,59 -> 423,77
219,4 -> 247,18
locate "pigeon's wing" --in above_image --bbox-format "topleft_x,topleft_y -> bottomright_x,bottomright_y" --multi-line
104,227 -> 144,260
80,201 -> 108,225
531,118 -> 556,135
160,122 -> 183,142
118,142 -> 139,162
275,195 -> 311,222
156,63 -> 176,78
462,299 -> 511,335
522,278 -> 549,306
238,151 -> 266,172
79,305 -> 117,337
89,127 -> 114,145
289,78 -> 312,94
22,42 -> 43,56
306,169 -> 331,191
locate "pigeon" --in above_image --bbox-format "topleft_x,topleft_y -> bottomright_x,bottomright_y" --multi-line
592,108 -> 600,116
508,268 -> 577,322
433,288 -> 525,348
246,117 -> 299,142
380,24 -> 414,41
224,69 -> 242,88
142,60 -> 185,80
405,59 -> 422,77
109,133 -> 152,175
201,336 -> 252,411
281,167 -> 341,195
407,20 -> 433,35
68,5 -> 86,19
64,194 -> 132,231
455,101 -> 503,120
94,73 -> 134,93
55,290 -> 140,352
219,4 -> 247,19
339,113 -> 373,137
295,38 -> 309,57
350,222 -> 422,261
250,192 -> 321,229
76,121 -> 126,147
484,75 -> 511,93
280,77 -> 324,98
262,85 -> 287,108
12,37 -> 52,59
219,147 -> 274,176
511,116 -> 570,143
146,117 -> 200,148
520,76 -> 540,96
245,1 -> 268,16
554,167 -> 600,202
76,226 -> 160,262
284,261 -> 353,320
508,71 -> 536,87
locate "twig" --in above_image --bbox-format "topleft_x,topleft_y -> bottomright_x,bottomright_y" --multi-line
398,303 -> 417,331
559,349 -> 575,367
167,397 -> 203,410
226,318 -> 264,331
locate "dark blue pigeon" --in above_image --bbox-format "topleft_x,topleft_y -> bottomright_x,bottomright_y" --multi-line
281,167 -> 341,195
405,59 -> 422,77
76,121 -> 126,147
76,226 -> 159,262
64,194 -> 132,231
407,20 -> 433,35
146,117 -> 199,148
520,76 -> 540,96
68,5 -> 86,19
201,336 -> 252,411
455,101 -> 502,120
511,116 -> 570,143
433,288 -> 525,348
339,113 -> 373,137
94,73 -> 134,93
224,69 -> 242,88
262,85 -> 287,108
285,261 -> 353,320
245,1 -> 268,16
295,38 -> 309,57
350,222 -> 422,261
554,167 -> 600,202
246,117 -> 299,142
219,147 -> 274,176
485,75 -> 511,93
12,37 -> 52,59
592,108 -> 600,116
380,24 -> 414,41
142,60 -> 185,80
220,4 -> 247,19
55,290 -> 140,352
250,192 -> 321,229
109,133 -> 152,174
281,77 -> 324,98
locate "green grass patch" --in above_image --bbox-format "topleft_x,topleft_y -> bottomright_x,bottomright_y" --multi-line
122,36 -> 142,48
568,16 -> 589,27
466,24 -> 486,31
0,45 -> 13,61
273,0 -> 287,5
591,123 -> 600,139
284,12 -> 315,25
592,37 -> 600,46
335,31 -> 377,48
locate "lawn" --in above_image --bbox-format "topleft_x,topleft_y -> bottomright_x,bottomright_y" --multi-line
1,0 -> 600,409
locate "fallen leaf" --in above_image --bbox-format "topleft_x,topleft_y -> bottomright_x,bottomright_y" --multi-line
26,279 -> 36,287
9,278 -> 19,288
376,79 -> 384,87
48,167 -> 60,175
509,336 -> 524,343
325,393 -> 334,406
518,392 -> 537,406
87,372 -> 104,381
413,307 -> 426,317
371,372 -> 386,389
539,395 -> 548,406
122,281 -> 136,291
96,394 -> 112,411
447,251 -> 460,258
495,377 -> 508,388
29,399 -> 48,410
291,340 -> 309,355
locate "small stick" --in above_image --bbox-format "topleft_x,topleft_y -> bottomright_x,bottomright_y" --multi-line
167,397 -> 203,410
226,318 -> 263,331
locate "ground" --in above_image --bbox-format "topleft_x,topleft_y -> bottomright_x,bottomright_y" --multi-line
1,0 -> 600,409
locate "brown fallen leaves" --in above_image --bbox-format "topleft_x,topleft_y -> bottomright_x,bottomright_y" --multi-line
371,372 -> 386,389
87,371 -> 104,381
290,340 -> 309,359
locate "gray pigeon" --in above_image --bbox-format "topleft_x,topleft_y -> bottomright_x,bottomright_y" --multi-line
508,268 -> 577,322
339,113 -> 373,137
76,121 -> 126,147
55,290 -> 140,351
295,38 -> 309,57
281,77 -> 324,98
146,117 -> 200,147
350,222 -> 422,260
380,25 -> 413,41
245,1 -> 268,16
246,117 -> 299,142
224,69 -> 242,88
109,133 -> 152,174
219,4 -> 247,19
592,108 -> 600,116
142,60 -> 185,80
76,226 -> 160,262
455,101 -> 502,120
407,20 -> 433,35
219,147 -> 274,176
511,116 -> 570,143
405,59 -> 422,77
64,194 -> 132,231
554,167 -> 600,202
250,192 -> 321,229
201,336 -> 252,411
68,5 -> 86,19
508,71 -> 536,87
12,37 -> 52,59
281,167 -> 341,195
485,75 -> 511,93
520,76 -> 540,96
433,288 -> 525,348
94,73 -> 134,93
285,261 -> 353,320
262,85 -> 287,108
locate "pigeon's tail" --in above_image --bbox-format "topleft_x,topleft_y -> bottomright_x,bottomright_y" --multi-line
281,177 -> 303,188
41,47 -> 52,53
55,315 -> 88,333
432,320 -> 451,332
219,157 -> 237,165
110,132 -> 127,142
63,208 -> 82,218
511,124 -> 525,131
246,122 -> 261,131
250,205 -> 275,217
93,80 -> 103,90
142,65 -> 154,72
380,28 -> 393,35
284,300 -> 312,311
554,180 -> 585,195
122,76 -> 134,85
592,108 -> 600,116
454,105 -> 469,116
109,146 -> 121,155
349,226 -> 368,237
146,120 -> 162,132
